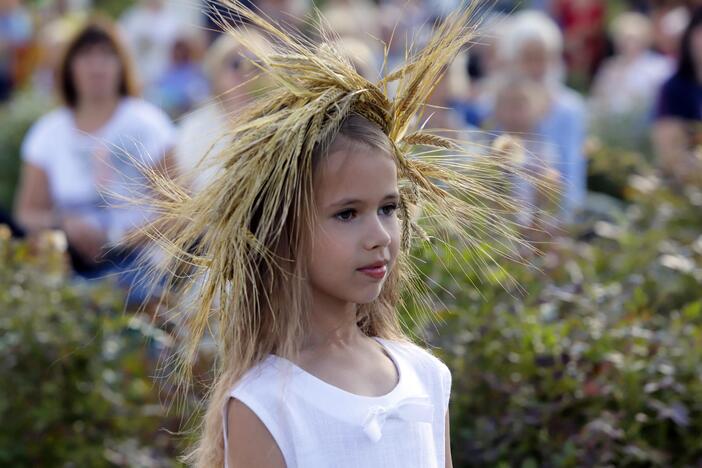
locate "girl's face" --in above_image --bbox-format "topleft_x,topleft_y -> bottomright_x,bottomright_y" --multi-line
71,42 -> 122,103
308,142 -> 400,306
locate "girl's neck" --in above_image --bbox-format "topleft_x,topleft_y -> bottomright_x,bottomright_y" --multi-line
303,294 -> 364,350
73,97 -> 120,134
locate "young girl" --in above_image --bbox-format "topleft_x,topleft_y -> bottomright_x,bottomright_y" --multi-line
142,2 -> 529,467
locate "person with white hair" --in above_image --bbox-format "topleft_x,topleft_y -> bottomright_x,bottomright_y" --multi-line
495,10 -> 587,223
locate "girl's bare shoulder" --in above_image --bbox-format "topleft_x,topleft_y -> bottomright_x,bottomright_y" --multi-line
226,398 -> 286,468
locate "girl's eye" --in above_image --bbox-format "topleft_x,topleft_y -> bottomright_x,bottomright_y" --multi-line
379,203 -> 398,216
335,209 -> 356,221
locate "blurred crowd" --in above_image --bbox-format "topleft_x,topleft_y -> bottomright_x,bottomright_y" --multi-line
2,0 -> 702,302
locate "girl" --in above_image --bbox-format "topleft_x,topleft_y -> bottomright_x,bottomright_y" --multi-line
141,2 -> 530,467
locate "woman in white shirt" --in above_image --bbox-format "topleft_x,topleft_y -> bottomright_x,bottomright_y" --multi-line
14,18 -> 177,295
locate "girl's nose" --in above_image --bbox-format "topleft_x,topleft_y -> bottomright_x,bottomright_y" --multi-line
363,215 -> 392,250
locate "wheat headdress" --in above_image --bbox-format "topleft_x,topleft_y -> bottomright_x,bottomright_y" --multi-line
137,4 -> 547,461
142,0 -> 543,362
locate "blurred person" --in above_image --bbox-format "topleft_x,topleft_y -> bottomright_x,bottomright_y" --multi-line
146,32 -> 209,118
175,31 -> 269,192
119,0 -> 182,86
0,0 -> 32,101
13,18 -> 177,298
652,4 -> 690,58
498,10 -> 587,223
553,0 -> 607,87
653,7 -> 702,185
486,76 -> 560,231
589,12 -> 673,140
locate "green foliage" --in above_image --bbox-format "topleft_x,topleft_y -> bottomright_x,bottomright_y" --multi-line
92,0 -> 137,19
0,91 -> 48,210
0,235 -> 184,467
410,179 -> 702,466
586,113 -> 655,200
25,0 -> 136,18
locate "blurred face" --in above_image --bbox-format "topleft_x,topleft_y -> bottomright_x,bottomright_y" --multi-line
308,141 -> 400,306
495,87 -> 536,134
615,31 -> 646,58
71,42 -> 121,103
516,40 -> 551,82
213,50 -> 262,107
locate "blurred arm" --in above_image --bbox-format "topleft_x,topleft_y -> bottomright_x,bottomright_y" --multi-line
13,162 -> 56,232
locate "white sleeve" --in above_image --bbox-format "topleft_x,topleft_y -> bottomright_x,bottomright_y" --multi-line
133,100 -> 176,165
439,361 -> 452,414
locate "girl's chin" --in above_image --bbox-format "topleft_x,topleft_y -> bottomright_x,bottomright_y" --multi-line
353,288 -> 384,305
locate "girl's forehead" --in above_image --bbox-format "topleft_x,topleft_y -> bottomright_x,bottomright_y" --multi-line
314,145 -> 398,201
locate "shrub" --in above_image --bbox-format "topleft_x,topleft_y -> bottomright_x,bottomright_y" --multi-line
0,232 -> 184,467
413,179 -> 702,466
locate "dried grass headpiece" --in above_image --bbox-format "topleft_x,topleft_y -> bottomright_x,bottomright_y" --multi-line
139,1 -> 547,384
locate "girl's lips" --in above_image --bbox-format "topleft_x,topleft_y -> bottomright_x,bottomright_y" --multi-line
357,264 -> 387,279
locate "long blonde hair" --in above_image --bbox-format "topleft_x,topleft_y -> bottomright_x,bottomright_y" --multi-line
133,2 -> 542,466
192,113 -> 408,467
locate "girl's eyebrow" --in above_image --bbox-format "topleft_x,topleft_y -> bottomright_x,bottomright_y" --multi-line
328,192 -> 400,209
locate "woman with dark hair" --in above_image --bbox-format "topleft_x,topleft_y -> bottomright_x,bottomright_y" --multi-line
13,17 -> 177,298
653,7 -> 702,184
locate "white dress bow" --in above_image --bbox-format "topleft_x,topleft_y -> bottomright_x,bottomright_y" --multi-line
362,396 -> 434,442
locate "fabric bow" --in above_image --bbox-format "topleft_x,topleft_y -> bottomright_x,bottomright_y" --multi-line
362,396 -> 434,442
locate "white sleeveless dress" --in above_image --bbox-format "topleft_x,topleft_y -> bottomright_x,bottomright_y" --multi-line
223,337 -> 452,467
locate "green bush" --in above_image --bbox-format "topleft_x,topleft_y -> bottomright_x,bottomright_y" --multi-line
0,234 -> 184,467
413,179 -> 702,466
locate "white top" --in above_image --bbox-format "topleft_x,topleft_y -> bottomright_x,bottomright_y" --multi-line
224,337 -> 452,468
590,51 -> 673,116
21,97 -> 175,242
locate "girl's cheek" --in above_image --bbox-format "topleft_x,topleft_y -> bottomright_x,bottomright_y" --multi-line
388,219 -> 401,257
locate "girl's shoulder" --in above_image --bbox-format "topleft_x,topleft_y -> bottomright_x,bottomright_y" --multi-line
229,355 -> 285,395
381,337 -> 449,367
379,338 -> 451,393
